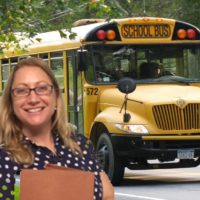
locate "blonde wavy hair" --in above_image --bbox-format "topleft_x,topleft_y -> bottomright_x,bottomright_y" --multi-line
0,57 -> 81,164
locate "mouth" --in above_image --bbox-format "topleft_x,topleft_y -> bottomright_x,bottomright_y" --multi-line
25,107 -> 44,113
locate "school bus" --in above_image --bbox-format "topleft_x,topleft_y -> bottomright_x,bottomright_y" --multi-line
1,17 -> 200,186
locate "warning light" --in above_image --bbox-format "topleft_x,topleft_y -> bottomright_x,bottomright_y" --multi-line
177,29 -> 186,39
187,29 -> 196,39
106,30 -> 116,40
96,30 -> 106,40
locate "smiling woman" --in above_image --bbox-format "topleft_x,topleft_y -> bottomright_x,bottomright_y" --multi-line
0,57 -> 114,200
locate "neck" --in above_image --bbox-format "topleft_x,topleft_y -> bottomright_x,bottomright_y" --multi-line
23,126 -> 56,153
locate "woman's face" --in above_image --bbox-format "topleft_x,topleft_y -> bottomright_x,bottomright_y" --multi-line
12,66 -> 57,132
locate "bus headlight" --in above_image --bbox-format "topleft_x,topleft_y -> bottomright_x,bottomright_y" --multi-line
115,124 -> 149,134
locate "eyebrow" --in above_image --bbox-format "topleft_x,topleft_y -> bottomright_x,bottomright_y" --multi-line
12,81 -> 52,88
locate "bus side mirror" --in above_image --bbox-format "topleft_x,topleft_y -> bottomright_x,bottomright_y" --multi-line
77,49 -> 88,71
118,77 -> 136,94
118,77 -> 136,123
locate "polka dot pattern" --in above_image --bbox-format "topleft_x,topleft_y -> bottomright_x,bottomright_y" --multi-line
0,133 -> 103,200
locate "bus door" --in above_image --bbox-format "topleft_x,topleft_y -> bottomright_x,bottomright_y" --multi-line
67,50 -> 84,133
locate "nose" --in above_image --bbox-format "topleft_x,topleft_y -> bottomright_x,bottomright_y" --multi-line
27,90 -> 40,104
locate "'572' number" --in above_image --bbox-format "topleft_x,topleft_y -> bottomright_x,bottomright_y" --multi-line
86,88 -> 98,95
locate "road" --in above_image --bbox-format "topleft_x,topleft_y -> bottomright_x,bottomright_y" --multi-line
114,166 -> 200,200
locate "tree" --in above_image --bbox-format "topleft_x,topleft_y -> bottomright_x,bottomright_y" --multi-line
103,0 -> 200,28
0,0 -> 109,54
0,0 -> 199,54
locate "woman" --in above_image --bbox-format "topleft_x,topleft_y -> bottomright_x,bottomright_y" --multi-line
0,57 -> 114,200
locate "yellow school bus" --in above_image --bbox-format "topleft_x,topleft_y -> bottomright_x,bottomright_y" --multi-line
1,17 -> 200,186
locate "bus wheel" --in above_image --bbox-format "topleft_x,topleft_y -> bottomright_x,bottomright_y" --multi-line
96,133 -> 124,185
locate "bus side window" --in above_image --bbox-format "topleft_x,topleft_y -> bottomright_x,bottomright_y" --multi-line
50,51 -> 64,89
1,59 -> 9,91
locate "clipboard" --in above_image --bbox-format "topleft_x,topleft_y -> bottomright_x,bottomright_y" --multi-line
20,165 -> 94,200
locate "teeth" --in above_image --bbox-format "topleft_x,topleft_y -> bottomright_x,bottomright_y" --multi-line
27,108 -> 43,113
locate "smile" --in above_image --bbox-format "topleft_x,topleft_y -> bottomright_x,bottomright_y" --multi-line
26,107 -> 44,113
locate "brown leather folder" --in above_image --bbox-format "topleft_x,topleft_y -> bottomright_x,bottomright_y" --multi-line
20,165 -> 94,200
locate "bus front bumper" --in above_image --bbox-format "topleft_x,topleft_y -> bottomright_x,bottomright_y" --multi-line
111,134 -> 200,162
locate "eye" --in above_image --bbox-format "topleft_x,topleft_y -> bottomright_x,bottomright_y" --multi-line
36,84 -> 52,94
14,88 -> 29,96
37,85 -> 49,92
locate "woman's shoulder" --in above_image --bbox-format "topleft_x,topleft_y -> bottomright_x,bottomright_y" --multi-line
70,133 -> 102,173
73,132 -> 90,144
72,133 -> 94,152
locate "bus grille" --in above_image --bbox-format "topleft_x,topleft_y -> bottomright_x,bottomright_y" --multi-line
153,104 -> 200,130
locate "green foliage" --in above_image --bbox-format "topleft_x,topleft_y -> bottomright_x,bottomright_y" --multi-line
0,0 -> 111,53
0,0 -> 199,53
103,0 -> 200,28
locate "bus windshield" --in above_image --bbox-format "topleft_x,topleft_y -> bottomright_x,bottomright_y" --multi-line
85,44 -> 200,84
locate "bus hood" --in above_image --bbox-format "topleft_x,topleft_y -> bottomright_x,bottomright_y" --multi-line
98,84 -> 200,133
99,84 -> 200,107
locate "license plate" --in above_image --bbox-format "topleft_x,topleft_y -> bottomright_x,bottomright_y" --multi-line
177,149 -> 194,159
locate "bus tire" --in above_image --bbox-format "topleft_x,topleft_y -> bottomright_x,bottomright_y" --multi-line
96,133 -> 124,186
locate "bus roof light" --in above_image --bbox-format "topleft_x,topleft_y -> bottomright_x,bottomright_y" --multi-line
96,30 -> 106,40
187,29 -> 196,39
177,29 -> 187,39
106,30 -> 116,40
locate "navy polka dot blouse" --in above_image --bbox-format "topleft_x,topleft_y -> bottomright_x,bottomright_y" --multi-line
0,133 -> 103,200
